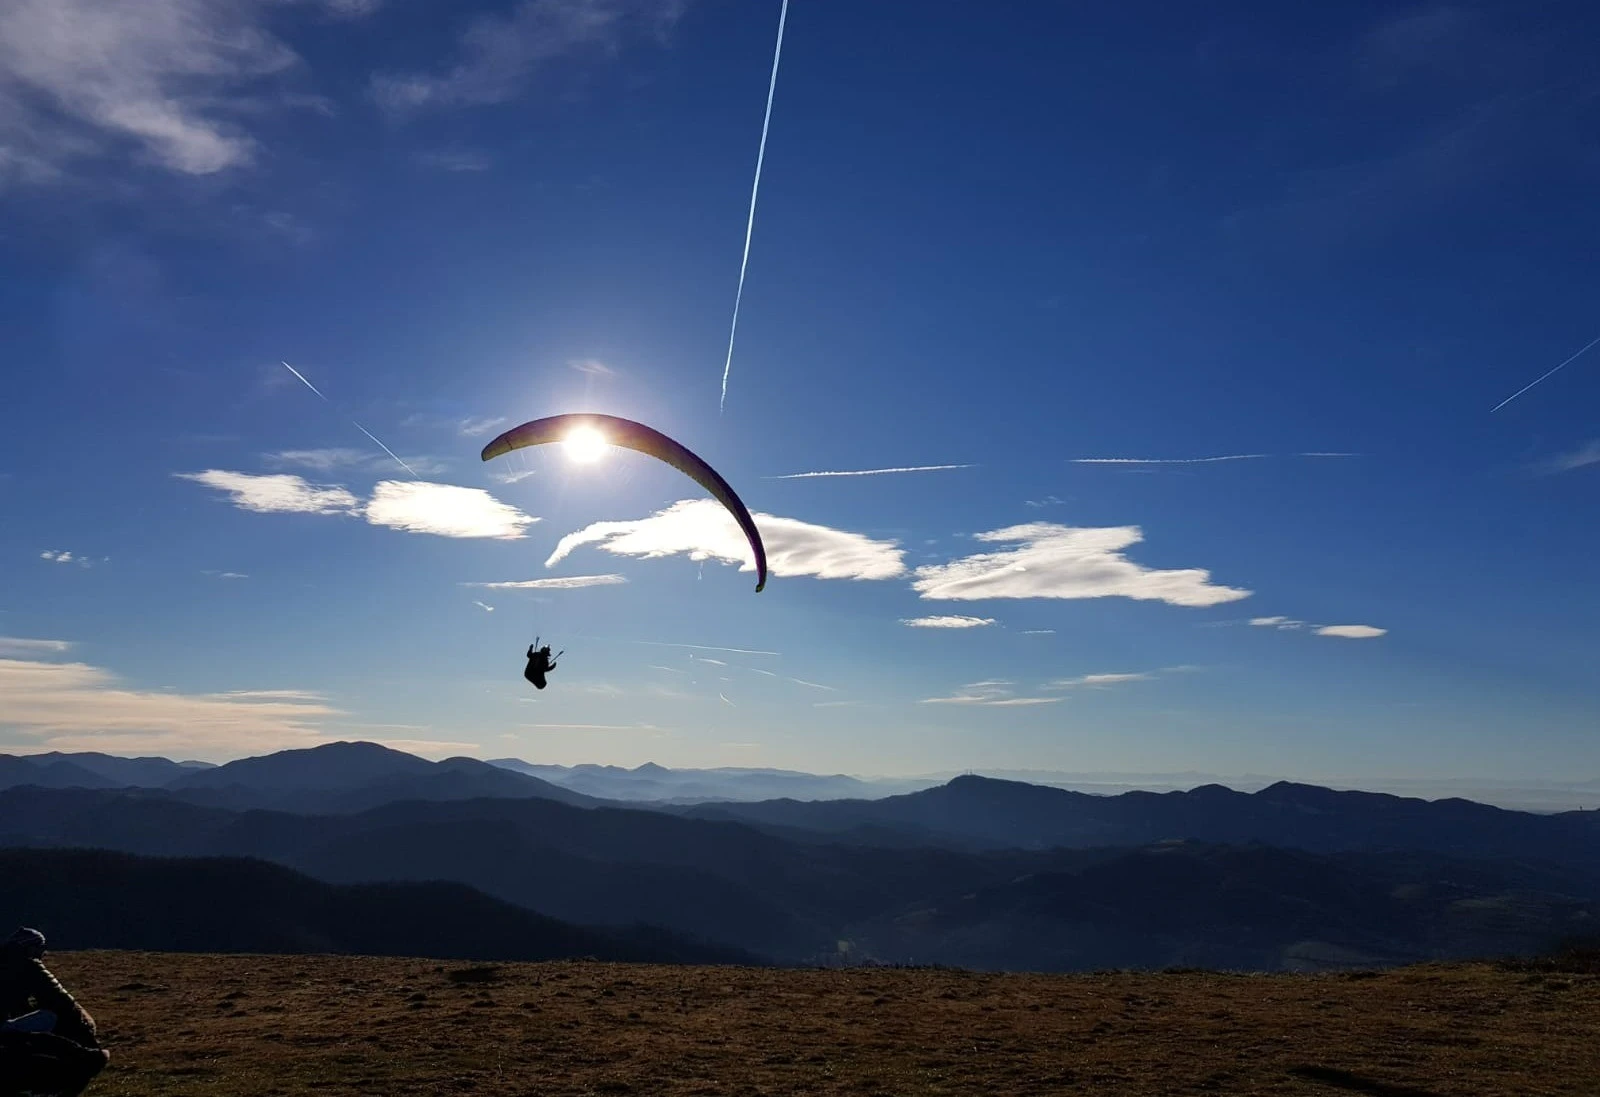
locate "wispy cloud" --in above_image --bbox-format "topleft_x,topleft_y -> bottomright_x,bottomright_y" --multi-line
201,570 -> 249,580
1315,624 -> 1388,639
38,549 -> 97,567
1540,440 -> 1600,474
472,600 -> 495,612
0,0 -> 368,186
1252,616 -> 1387,639
363,481 -> 538,540
265,448 -> 449,477
766,464 -> 973,480
921,679 -> 1060,706
176,471 -> 360,515
545,499 -> 908,582
0,637 -> 72,657
416,148 -> 492,173
1251,615 -> 1307,630
901,615 -> 996,629
463,574 -> 626,590
1047,672 -> 1152,689
370,0 -> 687,113
621,639 -> 779,657
0,654 -> 337,756
456,416 -> 508,437
913,523 -> 1251,608
1020,629 -> 1055,635
488,467 -> 539,485
569,358 -> 615,376
1025,495 -> 1065,508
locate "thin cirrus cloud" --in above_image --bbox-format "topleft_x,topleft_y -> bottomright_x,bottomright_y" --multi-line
39,550 -> 98,567
0,0 -> 374,185
913,523 -> 1251,608
1540,440 -> 1600,474
901,615 -> 996,629
1071,454 -> 1359,465
462,575 -> 626,590
544,499 -> 908,582
370,0 -> 687,113
920,680 -> 1061,707
178,470 -> 538,539
0,652 -> 338,757
1047,672 -> 1152,689
265,448 -> 449,477
0,637 -> 73,657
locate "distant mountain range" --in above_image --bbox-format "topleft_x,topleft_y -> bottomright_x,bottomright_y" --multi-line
0,847 -> 754,965
1,741 -> 1598,972
486,758 -> 935,803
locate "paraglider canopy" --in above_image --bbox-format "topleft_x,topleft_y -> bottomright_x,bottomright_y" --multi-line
481,413 -> 768,592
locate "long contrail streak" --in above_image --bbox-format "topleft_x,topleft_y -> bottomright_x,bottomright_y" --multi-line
719,0 -> 788,414
1491,332 -> 1600,412
280,361 -> 417,479
766,464 -> 973,479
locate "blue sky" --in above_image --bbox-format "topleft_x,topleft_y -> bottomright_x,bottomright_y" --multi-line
1,0 -> 1597,783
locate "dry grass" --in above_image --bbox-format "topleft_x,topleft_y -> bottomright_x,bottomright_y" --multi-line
54,951 -> 1600,1096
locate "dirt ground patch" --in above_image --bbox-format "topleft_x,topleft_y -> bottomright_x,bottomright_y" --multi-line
54,951 -> 1599,1095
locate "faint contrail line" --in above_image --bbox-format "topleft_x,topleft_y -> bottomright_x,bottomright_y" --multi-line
281,360 -> 328,401
766,464 -> 973,479
280,361 -> 418,479
719,0 -> 788,414
352,421 -> 419,479
1491,332 -> 1600,412
612,638 -> 781,656
1072,454 -> 1270,465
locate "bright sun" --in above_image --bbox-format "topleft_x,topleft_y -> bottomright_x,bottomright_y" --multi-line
562,426 -> 609,464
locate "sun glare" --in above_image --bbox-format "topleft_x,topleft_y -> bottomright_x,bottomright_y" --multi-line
562,426 -> 610,464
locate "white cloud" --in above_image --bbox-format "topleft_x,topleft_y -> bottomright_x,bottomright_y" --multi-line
1544,440 -> 1600,474
463,574 -> 626,590
177,470 -> 360,515
920,680 -> 1061,707
1047,672 -> 1151,689
362,480 -> 538,539
39,550 -> 75,564
0,655 -> 338,756
1025,495 -> 1065,508
569,358 -> 615,376
370,0 -> 688,113
546,499 -> 908,582
0,0 -> 371,185
472,600 -> 495,612
912,523 -> 1251,608
202,570 -> 249,580
1251,615 -> 1306,630
767,464 -> 972,480
488,467 -> 539,485
1020,629 -> 1055,635
0,637 -> 72,656
901,615 -> 996,629
692,657 -> 727,666
1316,624 -> 1388,639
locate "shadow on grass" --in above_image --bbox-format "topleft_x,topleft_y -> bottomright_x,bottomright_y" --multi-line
1288,1064 -> 1444,1096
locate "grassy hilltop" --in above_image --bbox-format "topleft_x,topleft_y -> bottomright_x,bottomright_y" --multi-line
58,950 -> 1600,1096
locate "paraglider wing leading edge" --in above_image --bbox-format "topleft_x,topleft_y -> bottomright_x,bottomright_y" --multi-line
480,413 -> 768,592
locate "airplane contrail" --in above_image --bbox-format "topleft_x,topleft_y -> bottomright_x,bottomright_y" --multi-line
719,0 -> 789,414
280,360 -> 418,479
766,464 -> 973,479
281,360 -> 328,401
1491,332 -> 1600,412
352,421 -> 419,479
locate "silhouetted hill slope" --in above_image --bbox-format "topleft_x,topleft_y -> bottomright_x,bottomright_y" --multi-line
681,774 -> 1600,865
845,840 -> 1600,972
26,751 -> 212,787
0,754 -> 119,791
2,787 -> 1597,971
162,741 -> 600,812
0,847 -> 755,965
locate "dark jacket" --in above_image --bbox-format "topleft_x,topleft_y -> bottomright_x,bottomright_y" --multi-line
0,950 -> 97,1048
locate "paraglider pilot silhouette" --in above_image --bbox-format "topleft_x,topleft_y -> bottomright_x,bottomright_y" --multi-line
524,638 -> 561,690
